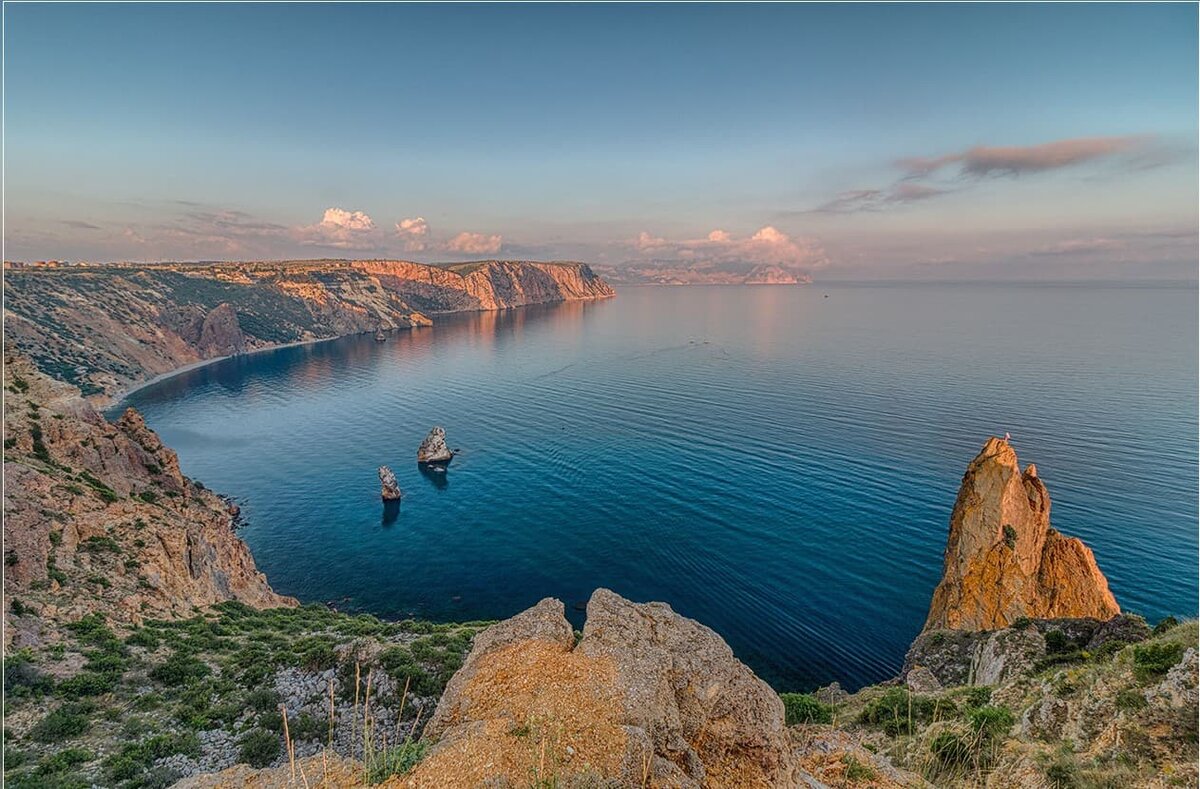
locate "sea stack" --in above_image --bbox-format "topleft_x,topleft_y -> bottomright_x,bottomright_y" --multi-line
923,437 -> 1120,631
378,465 -> 402,500
417,426 -> 454,465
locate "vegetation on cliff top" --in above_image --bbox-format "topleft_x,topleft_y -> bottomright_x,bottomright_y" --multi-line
3,603 -> 490,788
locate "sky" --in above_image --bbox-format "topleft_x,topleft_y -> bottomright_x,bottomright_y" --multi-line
3,3 -> 1197,279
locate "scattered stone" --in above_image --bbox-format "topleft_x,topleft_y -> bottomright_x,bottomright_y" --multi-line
905,665 -> 943,693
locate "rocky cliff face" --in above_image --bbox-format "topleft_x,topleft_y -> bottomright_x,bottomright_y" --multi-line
924,437 -> 1120,632
3,259 -> 613,400
415,588 -> 799,788
2,355 -> 294,647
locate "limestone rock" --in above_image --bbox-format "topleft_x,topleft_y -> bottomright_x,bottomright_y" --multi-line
923,437 -> 1120,631
4,260 -> 613,401
3,355 -> 295,647
416,426 -> 453,464
416,589 -> 798,788
905,665 -> 943,693
378,465 -> 402,500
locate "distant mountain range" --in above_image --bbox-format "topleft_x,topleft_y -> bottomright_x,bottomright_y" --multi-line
593,262 -> 813,285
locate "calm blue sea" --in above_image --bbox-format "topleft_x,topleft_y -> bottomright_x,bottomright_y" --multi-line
118,283 -> 1199,691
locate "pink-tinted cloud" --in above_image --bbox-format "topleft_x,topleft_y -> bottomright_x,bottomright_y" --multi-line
446,231 -> 503,255
395,216 -> 429,251
633,225 -> 828,270
899,136 -> 1147,178
294,207 -> 378,250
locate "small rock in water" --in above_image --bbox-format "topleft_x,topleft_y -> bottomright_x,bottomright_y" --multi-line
417,426 -> 454,464
378,465 -> 402,500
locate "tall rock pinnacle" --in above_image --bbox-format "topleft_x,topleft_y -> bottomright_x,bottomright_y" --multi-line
923,437 -> 1120,631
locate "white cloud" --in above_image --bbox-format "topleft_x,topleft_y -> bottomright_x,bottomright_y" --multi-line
446,231 -> 503,255
632,225 -> 828,270
321,207 -> 375,231
395,216 -> 429,251
295,207 -> 378,250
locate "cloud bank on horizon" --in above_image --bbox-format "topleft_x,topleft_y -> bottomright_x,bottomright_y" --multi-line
3,3 -> 1196,279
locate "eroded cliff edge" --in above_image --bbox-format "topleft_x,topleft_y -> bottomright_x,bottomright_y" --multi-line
3,259 -> 613,400
3,355 -> 295,648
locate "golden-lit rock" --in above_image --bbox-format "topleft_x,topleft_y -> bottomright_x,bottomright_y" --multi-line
923,437 -> 1120,631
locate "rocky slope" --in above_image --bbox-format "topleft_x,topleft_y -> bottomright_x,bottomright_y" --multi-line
924,437 -> 1120,631
3,259 -> 613,399
3,354 -> 294,648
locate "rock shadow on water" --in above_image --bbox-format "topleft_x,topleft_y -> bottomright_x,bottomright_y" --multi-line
381,498 -> 402,526
419,462 -> 450,490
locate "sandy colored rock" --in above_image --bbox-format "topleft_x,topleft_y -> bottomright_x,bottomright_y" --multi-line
923,437 -> 1120,631
417,589 -> 800,788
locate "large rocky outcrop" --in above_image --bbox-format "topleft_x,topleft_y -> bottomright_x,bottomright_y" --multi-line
2,355 -> 295,647
923,437 -> 1120,632
416,426 -> 453,465
378,465 -> 402,500
4,259 -> 613,401
415,589 -> 799,788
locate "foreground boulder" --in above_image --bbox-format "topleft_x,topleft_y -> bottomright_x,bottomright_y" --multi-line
377,465 -> 402,500
923,437 -> 1120,631
413,589 -> 799,788
416,426 -> 453,465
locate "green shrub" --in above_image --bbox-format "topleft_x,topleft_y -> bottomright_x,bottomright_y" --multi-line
5,549 -> 19,566
37,747 -> 93,775
967,705 -> 1014,738
81,535 -> 121,553
56,671 -> 117,698
365,741 -> 427,784
245,687 -> 281,713
238,729 -> 281,768
137,490 -> 159,504
962,686 -> 992,710
1153,616 -> 1180,636
1045,759 -> 1079,788
841,754 -> 876,782
149,652 -> 211,685
29,703 -> 93,742
1115,689 -> 1148,711
1044,630 -> 1071,654
1132,642 -> 1184,682
125,628 -> 161,650
1003,524 -> 1017,549
5,651 -> 55,699
858,688 -> 936,736
780,692 -> 833,725
929,731 -> 972,769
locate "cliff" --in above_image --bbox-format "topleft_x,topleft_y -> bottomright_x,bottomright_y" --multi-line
3,259 -> 613,400
2,355 -> 295,648
923,437 -> 1120,631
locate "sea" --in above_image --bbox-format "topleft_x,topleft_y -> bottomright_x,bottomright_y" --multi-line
117,282 -> 1199,691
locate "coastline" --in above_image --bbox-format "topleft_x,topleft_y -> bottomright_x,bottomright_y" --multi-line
104,328 -> 422,408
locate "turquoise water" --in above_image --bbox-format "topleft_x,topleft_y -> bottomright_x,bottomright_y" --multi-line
119,283 -> 1199,691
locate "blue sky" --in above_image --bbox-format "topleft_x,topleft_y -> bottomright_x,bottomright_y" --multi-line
4,3 -> 1197,278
